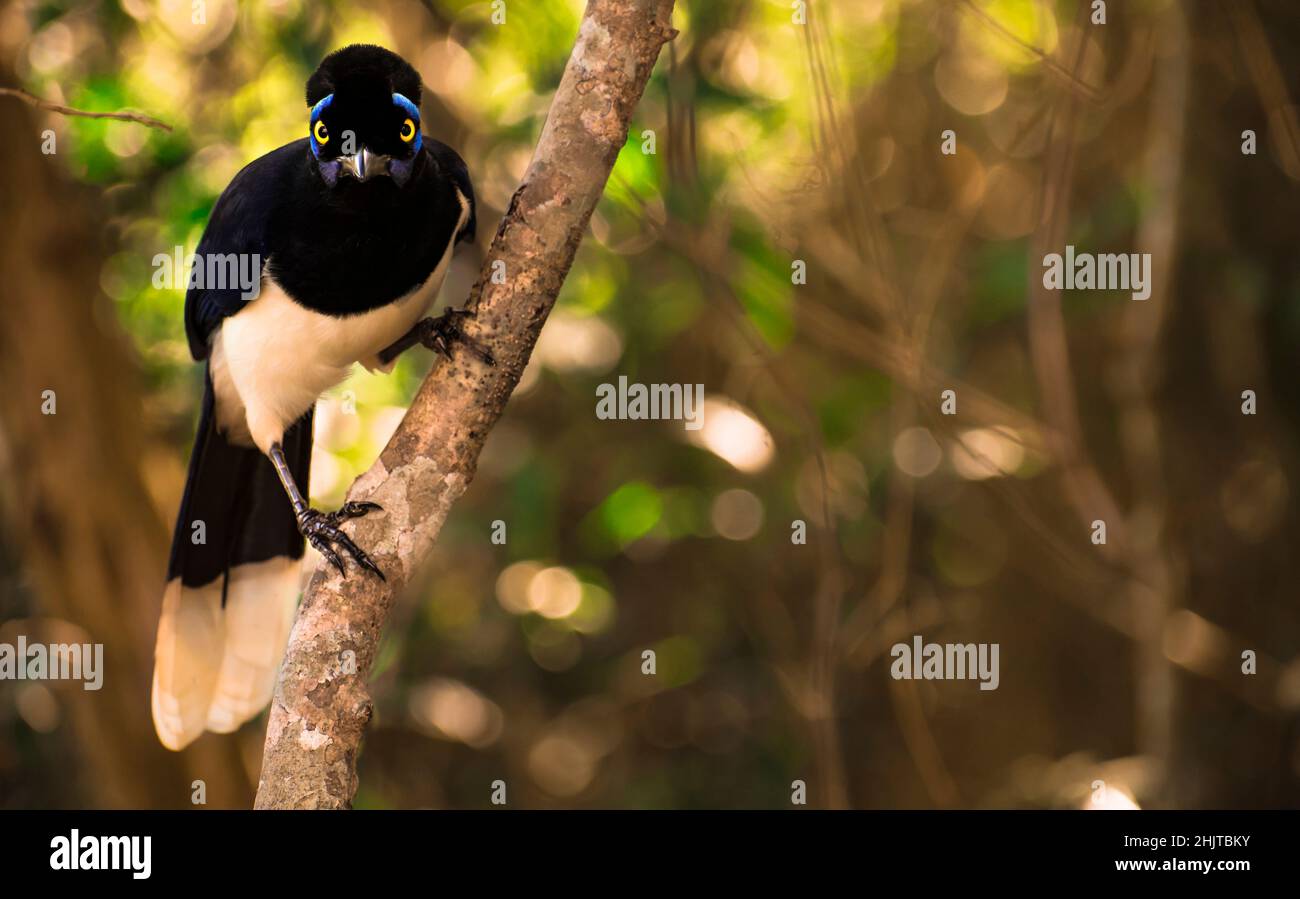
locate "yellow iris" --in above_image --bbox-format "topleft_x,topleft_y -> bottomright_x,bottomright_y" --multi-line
400,118 -> 416,143
313,120 -> 329,144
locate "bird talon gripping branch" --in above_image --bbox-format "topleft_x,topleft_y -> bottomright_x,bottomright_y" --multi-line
151,45 -> 477,751
298,507 -> 385,580
418,308 -> 496,366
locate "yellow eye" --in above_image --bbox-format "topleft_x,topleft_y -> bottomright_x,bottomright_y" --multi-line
400,118 -> 416,143
313,120 -> 329,144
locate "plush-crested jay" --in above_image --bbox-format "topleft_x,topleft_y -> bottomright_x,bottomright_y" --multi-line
152,45 -> 491,750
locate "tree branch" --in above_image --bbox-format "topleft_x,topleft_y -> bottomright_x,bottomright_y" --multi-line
254,0 -> 677,810
0,86 -> 173,131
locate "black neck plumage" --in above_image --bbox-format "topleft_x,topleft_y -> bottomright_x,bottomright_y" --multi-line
266,144 -> 461,318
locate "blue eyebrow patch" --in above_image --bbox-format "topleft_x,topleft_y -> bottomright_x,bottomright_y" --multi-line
309,93 -> 334,158
311,92 -> 334,121
392,92 -> 422,152
391,92 -> 418,118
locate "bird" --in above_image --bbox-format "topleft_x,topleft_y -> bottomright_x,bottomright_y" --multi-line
151,44 -> 492,751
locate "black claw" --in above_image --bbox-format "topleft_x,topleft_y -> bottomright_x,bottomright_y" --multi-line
299,507 -> 385,579
357,552 -> 386,581
419,308 -> 495,367
466,341 -> 495,367
331,500 -> 382,522
312,537 -> 345,577
328,550 -> 346,577
332,530 -> 371,569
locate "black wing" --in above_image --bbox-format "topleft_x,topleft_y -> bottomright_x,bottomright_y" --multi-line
426,138 -> 477,246
183,139 -> 308,360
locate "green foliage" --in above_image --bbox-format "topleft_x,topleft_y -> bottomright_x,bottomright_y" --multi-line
596,481 -> 663,547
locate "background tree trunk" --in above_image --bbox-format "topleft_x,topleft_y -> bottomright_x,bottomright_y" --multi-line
0,57 -> 251,808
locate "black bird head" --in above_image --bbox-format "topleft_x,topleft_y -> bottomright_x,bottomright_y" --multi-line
305,45 -> 425,189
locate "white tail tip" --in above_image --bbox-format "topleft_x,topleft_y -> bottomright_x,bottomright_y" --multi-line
152,558 -> 300,751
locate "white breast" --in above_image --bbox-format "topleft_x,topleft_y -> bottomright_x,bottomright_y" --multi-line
211,190 -> 469,452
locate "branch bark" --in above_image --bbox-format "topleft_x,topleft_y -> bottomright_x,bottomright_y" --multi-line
254,0 -> 677,809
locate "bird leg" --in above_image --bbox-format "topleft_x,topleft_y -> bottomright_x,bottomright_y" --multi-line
268,442 -> 385,580
376,307 -> 495,368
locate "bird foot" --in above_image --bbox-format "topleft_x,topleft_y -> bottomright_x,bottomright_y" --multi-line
417,308 -> 495,367
299,502 -> 385,579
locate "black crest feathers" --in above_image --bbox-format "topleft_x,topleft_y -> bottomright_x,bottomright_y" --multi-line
305,44 -> 422,106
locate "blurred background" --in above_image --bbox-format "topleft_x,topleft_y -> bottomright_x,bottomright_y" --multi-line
1,0 -> 1299,809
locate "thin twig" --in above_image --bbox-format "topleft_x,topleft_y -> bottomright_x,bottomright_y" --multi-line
0,86 -> 173,132
957,0 -> 1102,104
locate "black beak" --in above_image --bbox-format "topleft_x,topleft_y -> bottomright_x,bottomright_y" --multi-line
339,148 -> 393,182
